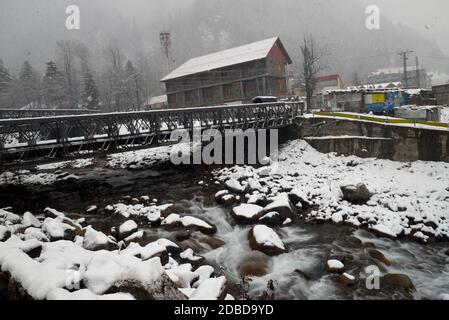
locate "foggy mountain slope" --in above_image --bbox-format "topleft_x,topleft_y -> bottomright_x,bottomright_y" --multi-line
0,0 -> 447,84
171,0 -> 448,80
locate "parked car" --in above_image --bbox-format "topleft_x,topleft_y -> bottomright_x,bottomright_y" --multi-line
252,96 -> 278,104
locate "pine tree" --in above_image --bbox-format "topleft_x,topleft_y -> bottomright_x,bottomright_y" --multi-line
81,64 -> 100,110
125,60 -> 142,111
0,58 -> 13,108
19,61 -> 41,108
42,61 -> 65,109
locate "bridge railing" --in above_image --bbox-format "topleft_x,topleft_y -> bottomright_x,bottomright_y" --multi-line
0,102 -> 300,165
0,109 -> 101,119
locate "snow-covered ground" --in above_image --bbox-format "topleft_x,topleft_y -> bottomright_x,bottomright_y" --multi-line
1,139 -> 449,300
213,139 -> 449,242
0,207 -> 228,300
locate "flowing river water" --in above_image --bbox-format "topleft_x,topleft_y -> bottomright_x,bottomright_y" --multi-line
1,163 -> 448,300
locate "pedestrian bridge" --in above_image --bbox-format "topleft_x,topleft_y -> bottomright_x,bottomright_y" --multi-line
0,102 -> 300,168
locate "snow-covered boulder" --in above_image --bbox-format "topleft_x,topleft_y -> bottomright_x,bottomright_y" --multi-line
248,225 -> 286,256
215,190 -> 229,202
258,212 -> 283,227
189,276 -> 227,300
0,225 -> 11,241
246,178 -> 264,192
225,179 -> 246,193
370,224 -> 398,240
83,251 -> 164,295
123,230 -> 144,244
22,212 -> 42,228
24,227 -> 49,242
122,241 -> 169,265
165,263 -> 199,289
161,214 -> 217,235
326,259 -> 345,273
0,209 -> 21,224
231,204 -> 264,224
42,218 -> 76,242
118,220 -> 138,240
180,248 -> 204,265
288,188 -> 312,208
336,273 -> 356,286
340,183 -> 372,204
43,207 -> 65,219
262,193 -> 295,219
83,226 -> 118,251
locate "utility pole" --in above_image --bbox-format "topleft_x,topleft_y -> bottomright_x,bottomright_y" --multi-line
398,50 -> 414,88
160,31 -> 174,76
415,56 -> 421,88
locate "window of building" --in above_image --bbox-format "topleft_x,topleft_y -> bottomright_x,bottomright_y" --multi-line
243,80 -> 256,97
168,94 -> 177,106
184,90 -> 196,105
223,82 -> 241,100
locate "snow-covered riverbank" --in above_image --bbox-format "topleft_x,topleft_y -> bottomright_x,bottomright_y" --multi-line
213,139 -> 449,242
1,139 -> 449,300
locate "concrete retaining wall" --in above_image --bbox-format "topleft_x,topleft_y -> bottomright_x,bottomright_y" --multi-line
296,117 -> 449,162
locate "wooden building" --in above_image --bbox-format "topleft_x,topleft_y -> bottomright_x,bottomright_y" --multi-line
161,37 -> 292,108
313,74 -> 344,95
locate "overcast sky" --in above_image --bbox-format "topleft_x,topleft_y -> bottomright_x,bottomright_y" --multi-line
361,0 -> 449,54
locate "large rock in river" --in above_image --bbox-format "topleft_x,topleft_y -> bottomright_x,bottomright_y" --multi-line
231,204 -> 264,224
248,225 -> 286,256
340,183 -> 372,204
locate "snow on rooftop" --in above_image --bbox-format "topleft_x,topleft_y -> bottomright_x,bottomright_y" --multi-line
161,37 -> 287,82
371,66 -> 418,76
146,95 -> 168,106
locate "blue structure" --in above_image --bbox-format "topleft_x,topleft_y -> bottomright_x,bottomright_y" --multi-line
364,91 -> 412,115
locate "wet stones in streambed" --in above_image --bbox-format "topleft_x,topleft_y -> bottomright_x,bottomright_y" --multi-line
340,183 -> 372,204
238,253 -> 270,278
160,214 -> 217,235
336,273 -> 357,287
325,259 -> 345,273
367,249 -> 391,266
86,205 -> 98,214
248,225 -> 286,256
381,274 -> 414,290
190,232 -> 225,250
215,190 -> 238,206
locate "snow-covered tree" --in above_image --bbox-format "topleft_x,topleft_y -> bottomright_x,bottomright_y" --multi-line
124,60 -> 142,111
81,64 -> 100,110
42,61 -> 66,109
0,58 -> 13,108
19,61 -> 41,108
